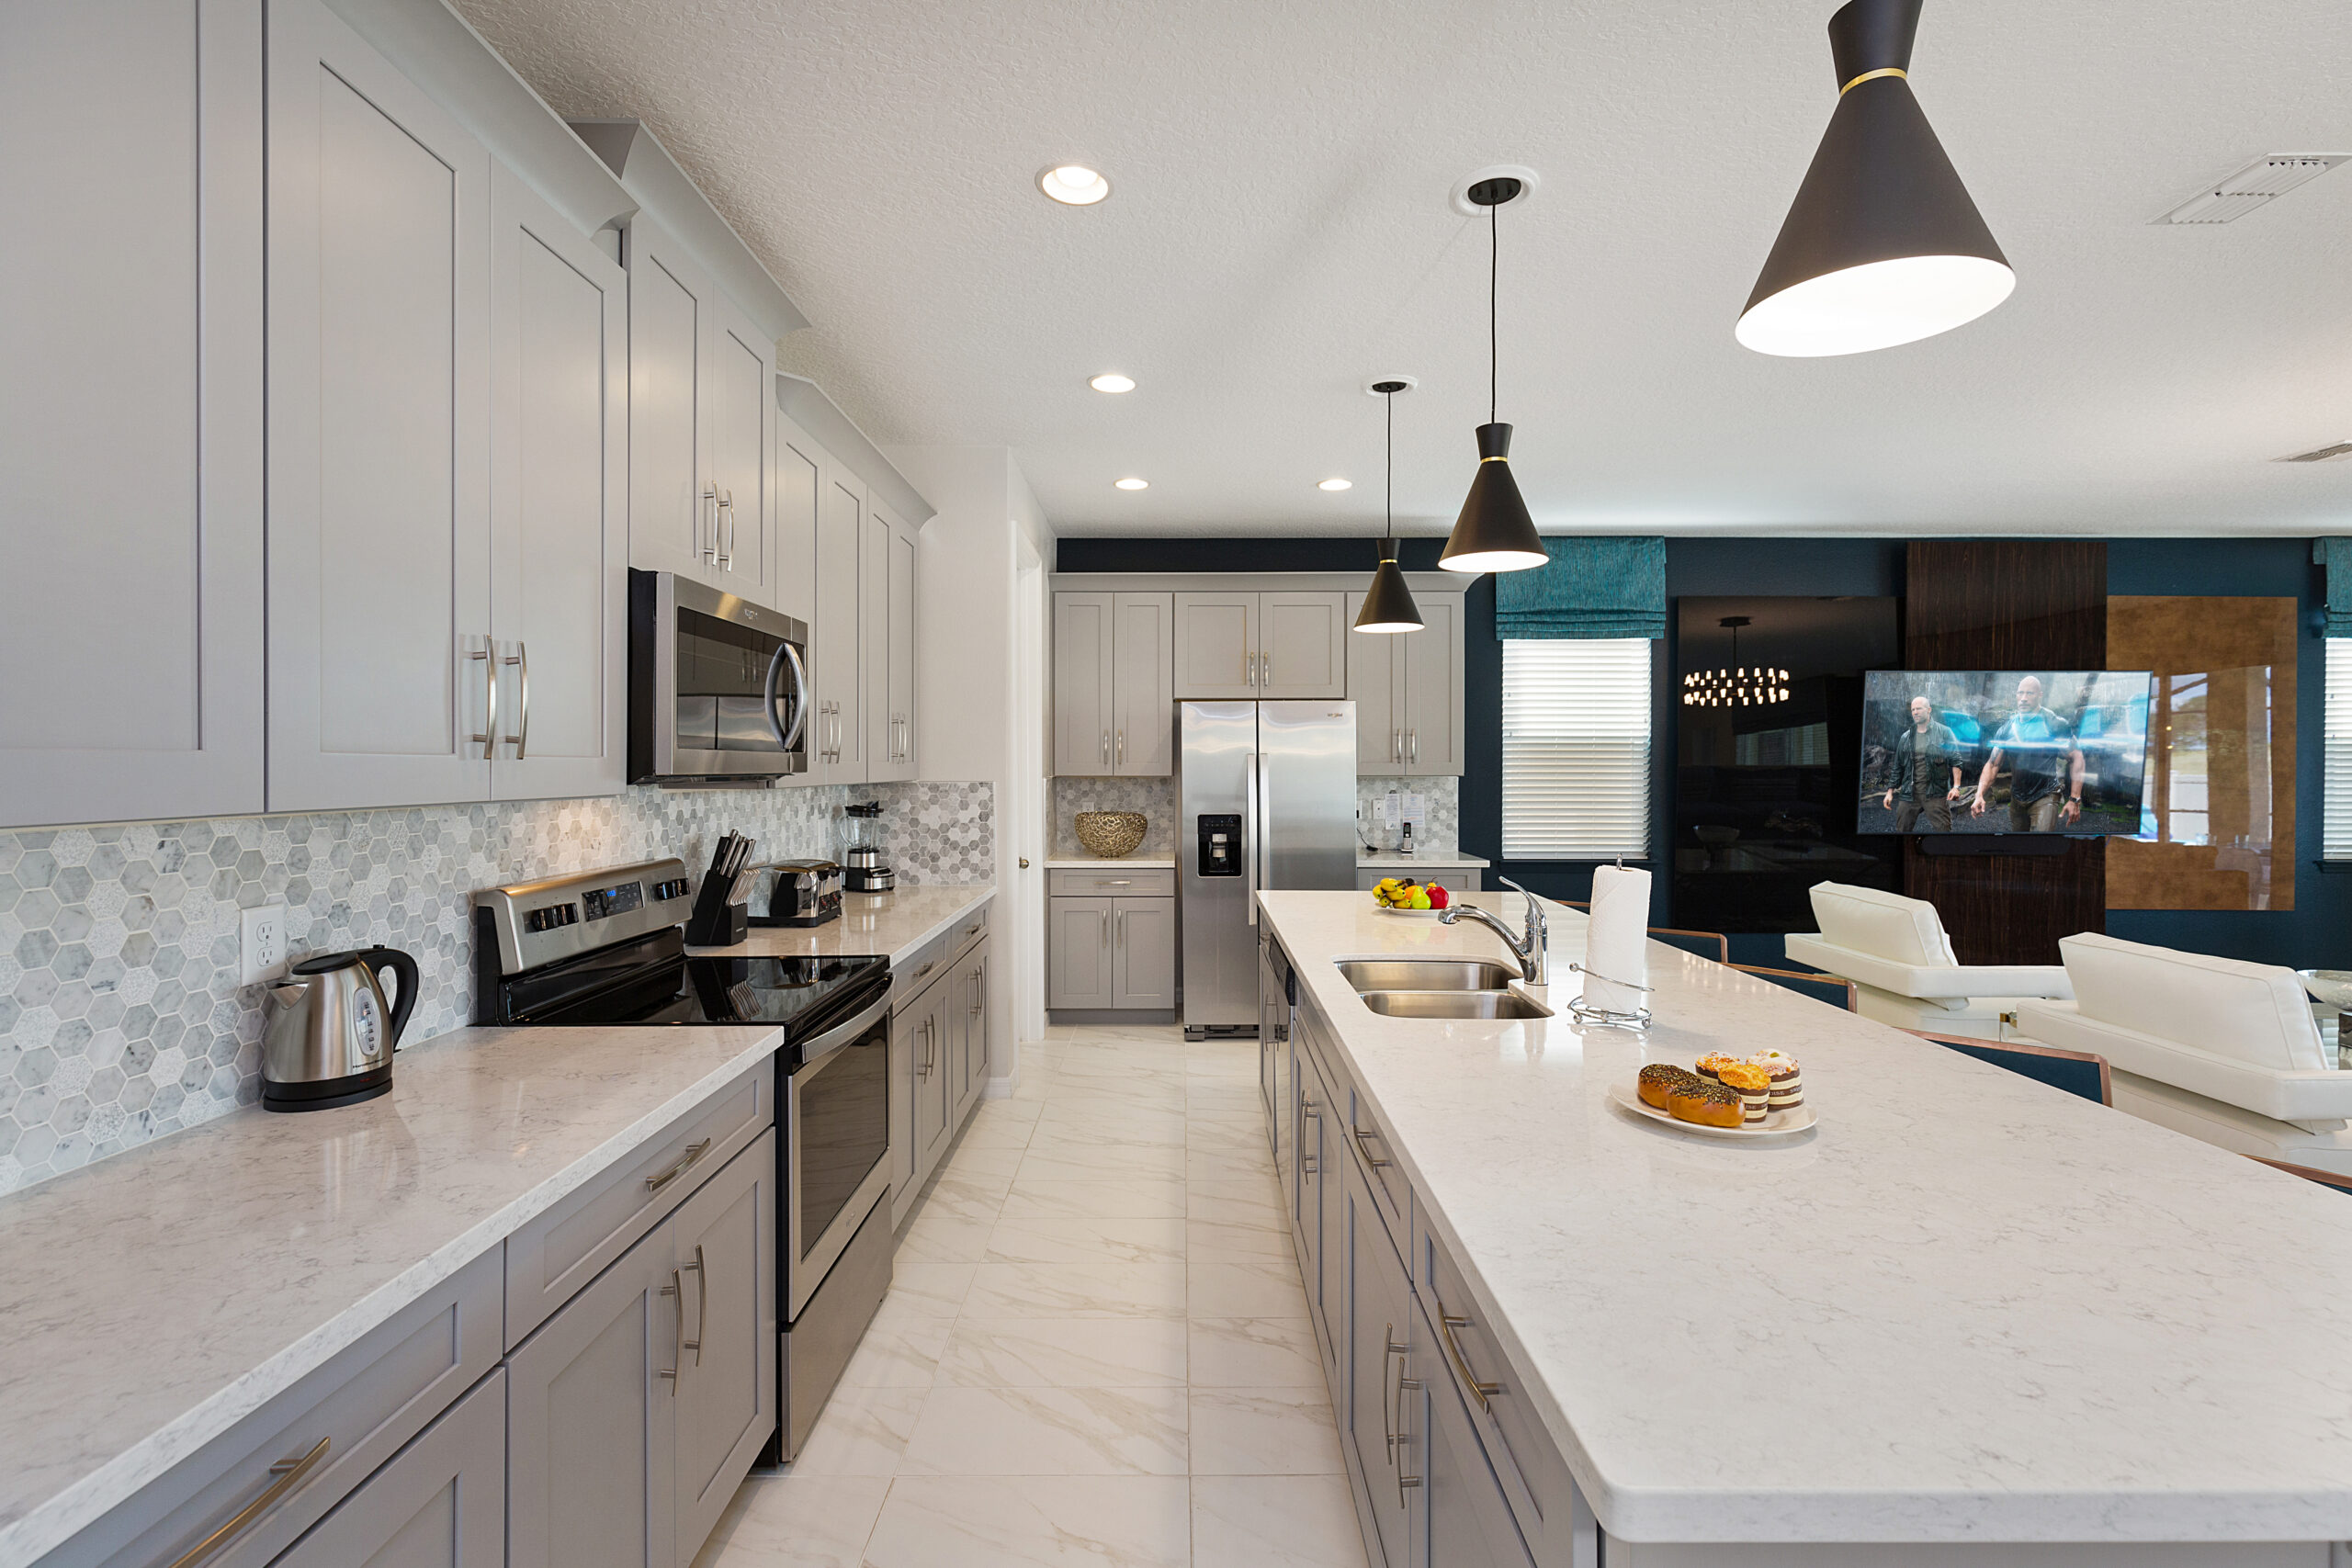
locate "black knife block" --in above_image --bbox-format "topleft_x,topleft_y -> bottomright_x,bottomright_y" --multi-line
684,876 -> 747,946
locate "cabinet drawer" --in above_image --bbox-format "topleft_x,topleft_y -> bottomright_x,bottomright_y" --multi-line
945,898 -> 992,963
55,1249 -> 502,1568
1047,868 -> 1174,897
269,1366 -> 505,1567
1417,1214 -> 1586,1567
892,935 -> 950,1012
1344,1089 -> 1412,1246
505,1065 -> 773,1347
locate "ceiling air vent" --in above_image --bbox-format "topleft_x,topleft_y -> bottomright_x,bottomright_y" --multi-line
2277,442 -> 2352,464
2157,153 -> 2350,224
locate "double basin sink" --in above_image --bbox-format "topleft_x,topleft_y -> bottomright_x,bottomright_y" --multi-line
1336,958 -> 1554,1021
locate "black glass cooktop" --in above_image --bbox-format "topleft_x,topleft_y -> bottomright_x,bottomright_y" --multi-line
487,926 -> 888,1052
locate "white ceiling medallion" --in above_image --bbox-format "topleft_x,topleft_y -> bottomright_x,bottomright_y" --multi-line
1448,164 -> 1539,218
1363,374 -> 1419,397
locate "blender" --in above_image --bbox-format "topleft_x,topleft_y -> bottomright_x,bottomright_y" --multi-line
841,800 -> 895,892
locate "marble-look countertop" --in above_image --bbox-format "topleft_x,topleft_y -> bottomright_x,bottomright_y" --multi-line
1042,856 -> 1177,870
1356,848 -> 1489,869
687,884 -> 993,963
1257,889 -> 2352,1545
0,1020 -> 786,1565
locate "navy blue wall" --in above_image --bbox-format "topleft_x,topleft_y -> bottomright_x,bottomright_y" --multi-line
1056,535 -> 2342,965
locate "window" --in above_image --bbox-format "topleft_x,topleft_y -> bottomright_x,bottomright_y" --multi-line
2328,639 -> 2352,860
1502,638 -> 1652,858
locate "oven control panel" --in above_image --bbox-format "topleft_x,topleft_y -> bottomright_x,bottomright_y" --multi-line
477,857 -> 693,978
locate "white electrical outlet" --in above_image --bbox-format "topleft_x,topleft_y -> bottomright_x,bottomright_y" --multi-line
241,903 -> 288,987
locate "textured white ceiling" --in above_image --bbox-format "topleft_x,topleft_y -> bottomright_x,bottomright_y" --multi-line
453,0 -> 2352,536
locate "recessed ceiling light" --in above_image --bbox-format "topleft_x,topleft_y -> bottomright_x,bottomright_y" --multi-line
1089,373 -> 1136,394
1114,477 -> 1148,491
1318,479 -> 1352,491
1038,164 -> 1110,206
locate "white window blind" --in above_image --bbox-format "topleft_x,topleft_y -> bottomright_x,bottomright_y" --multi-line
2327,639 -> 2352,859
1502,638 -> 1652,859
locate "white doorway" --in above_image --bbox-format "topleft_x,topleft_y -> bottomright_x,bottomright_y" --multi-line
1012,536 -> 1048,1053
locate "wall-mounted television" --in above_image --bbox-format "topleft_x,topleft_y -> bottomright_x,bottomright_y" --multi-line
1859,670 -> 2153,835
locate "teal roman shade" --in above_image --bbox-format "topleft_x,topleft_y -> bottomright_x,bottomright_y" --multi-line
1493,536 -> 1667,640
2320,539 -> 2352,637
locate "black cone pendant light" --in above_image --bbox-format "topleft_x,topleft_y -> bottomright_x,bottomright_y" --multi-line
1354,381 -> 1423,634
1737,0 -> 2013,357
1439,178 -> 1548,576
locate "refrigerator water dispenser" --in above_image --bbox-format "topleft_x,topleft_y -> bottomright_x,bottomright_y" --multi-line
1196,814 -> 1242,876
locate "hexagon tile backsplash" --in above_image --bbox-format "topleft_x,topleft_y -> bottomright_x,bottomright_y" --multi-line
0,780 -> 990,1195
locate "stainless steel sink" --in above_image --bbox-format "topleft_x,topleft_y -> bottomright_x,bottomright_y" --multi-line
1337,959 -> 1521,993
1358,989 -> 1554,1021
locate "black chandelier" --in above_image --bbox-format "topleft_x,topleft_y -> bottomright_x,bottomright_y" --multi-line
1681,616 -> 1789,707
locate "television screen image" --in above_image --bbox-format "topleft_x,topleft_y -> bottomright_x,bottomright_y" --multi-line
1858,670 -> 2152,836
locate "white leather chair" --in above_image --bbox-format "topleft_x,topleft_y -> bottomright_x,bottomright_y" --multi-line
2018,933 -> 2352,1177
1781,882 -> 2071,1040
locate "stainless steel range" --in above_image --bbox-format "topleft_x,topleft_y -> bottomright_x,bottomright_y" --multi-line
474,857 -> 893,1461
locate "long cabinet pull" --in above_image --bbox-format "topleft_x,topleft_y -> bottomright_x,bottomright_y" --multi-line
502,642 -> 530,759
1299,1092 -> 1320,1174
167,1436 -> 332,1568
1115,729 -> 1124,766
468,640 -> 497,761
1352,1124 -> 1392,1169
701,485 -> 719,566
1408,728 -> 1417,765
684,1243 -> 707,1364
1393,728 -> 1402,764
1437,1298 -> 1504,1412
645,1137 -> 712,1192
718,487 -> 736,570
660,1271 -> 683,1390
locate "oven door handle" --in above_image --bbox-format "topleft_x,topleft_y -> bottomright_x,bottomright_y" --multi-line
792,987 -> 894,1077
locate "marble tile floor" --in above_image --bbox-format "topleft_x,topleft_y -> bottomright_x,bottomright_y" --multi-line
693,1024 -> 1371,1568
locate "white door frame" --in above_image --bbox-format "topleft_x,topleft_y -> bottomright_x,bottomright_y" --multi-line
1012,535 -> 1049,1054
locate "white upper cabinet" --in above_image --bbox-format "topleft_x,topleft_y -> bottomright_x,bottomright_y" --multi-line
707,289 -> 776,604
881,510 -> 919,781
774,416 -> 820,631
0,0 -> 266,829
266,0 -> 494,811
1114,593 -> 1175,776
488,163 -> 628,802
1173,592 -> 1346,700
622,217 -> 709,584
808,471 -> 866,784
1344,589 -> 1464,776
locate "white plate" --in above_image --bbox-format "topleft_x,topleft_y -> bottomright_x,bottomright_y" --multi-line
1607,1080 -> 1816,1139
1370,903 -> 1450,919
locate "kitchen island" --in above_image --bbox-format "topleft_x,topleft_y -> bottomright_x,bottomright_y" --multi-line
1256,889 -> 2352,1566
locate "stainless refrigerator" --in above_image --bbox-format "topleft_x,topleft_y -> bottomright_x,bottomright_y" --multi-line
1180,700 -> 1357,1037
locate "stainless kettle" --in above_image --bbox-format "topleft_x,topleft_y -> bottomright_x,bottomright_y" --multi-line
263,946 -> 419,1112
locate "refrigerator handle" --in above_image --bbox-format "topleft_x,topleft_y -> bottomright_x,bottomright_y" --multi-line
1257,751 -> 1272,904
1244,749 -> 1259,928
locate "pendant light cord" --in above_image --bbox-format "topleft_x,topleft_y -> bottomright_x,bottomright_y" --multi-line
1489,199 -> 1498,424
1385,389 -> 1395,559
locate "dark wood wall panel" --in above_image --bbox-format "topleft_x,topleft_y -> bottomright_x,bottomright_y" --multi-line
1904,541 -> 2107,965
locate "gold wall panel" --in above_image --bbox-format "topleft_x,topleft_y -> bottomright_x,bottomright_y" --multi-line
2106,595 -> 2295,911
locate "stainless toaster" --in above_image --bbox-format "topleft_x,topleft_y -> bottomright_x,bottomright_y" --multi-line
750,859 -> 842,927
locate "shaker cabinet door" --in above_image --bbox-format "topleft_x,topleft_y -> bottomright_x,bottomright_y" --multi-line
489,161 -> 627,803
1172,592 -> 1258,699
1344,590 -> 1406,773
774,416 -> 820,634
884,513 -> 918,778
1113,592 -> 1175,776
266,0 -> 493,811
1403,593 -> 1464,777
1344,1153 -> 1418,1568
507,1222 -> 680,1568
624,216 -> 712,583
1257,592 -> 1348,699
1046,898 -> 1114,1010
270,1370 -> 506,1568
1053,592 -> 1115,776
671,1134 -> 778,1562
811,473 -> 865,783
707,290 -> 775,604
0,0 -> 266,829
1110,898 -> 1176,1011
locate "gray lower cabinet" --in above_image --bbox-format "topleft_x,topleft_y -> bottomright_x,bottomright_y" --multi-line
1345,1148 -> 1418,1568
1048,884 -> 1176,1015
952,936 -> 992,1121
1295,1039 -> 1343,1374
912,979 -> 952,1189
1112,897 -> 1177,1010
0,0 -> 266,829
890,933 -> 990,1230
508,1134 -> 776,1568
271,1369 -> 506,1568
1047,897 -> 1114,1010
1419,1302 -> 1540,1568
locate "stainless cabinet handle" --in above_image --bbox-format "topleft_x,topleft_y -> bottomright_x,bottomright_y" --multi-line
502,642 -> 530,759
1102,879 -> 1134,887
1393,728 -> 1402,763
684,1243 -> 707,1364
646,1137 -> 712,1192
1116,908 -> 1125,947
1261,649 -> 1270,685
719,487 -> 736,570
1437,1298 -> 1504,1413
913,960 -> 935,979
168,1436 -> 332,1568
1116,728 -> 1124,766
1353,1124 -> 1390,1169
701,485 -> 719,565
1102,729 -> 1110,765
468,639 -> 496,761
660,1270 -> 683,1390
1408,728 -> 1417,765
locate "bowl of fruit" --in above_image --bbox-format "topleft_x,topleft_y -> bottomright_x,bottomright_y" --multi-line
1372,877 -> 1451,918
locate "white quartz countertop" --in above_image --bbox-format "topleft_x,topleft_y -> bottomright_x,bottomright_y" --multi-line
0,1019 -> 783,1565
1356,848 -> 1489,868
686,884 -> 993,962
1043,855 -> 1177,870
1257,889 -> 2352,1545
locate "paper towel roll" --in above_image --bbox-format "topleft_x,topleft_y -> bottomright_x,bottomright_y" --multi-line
1583,865 -> 1652,1016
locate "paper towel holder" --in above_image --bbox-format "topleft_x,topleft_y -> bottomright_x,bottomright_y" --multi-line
1566,962 -> 1653,1032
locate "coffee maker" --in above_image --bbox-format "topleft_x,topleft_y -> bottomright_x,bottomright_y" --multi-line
840,800 -> 894,893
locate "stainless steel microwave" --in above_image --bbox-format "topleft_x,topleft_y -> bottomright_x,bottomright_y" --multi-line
628,570 -> 809,784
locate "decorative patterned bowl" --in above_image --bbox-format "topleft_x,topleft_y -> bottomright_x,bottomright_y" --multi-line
1074,812 -> 1148,859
